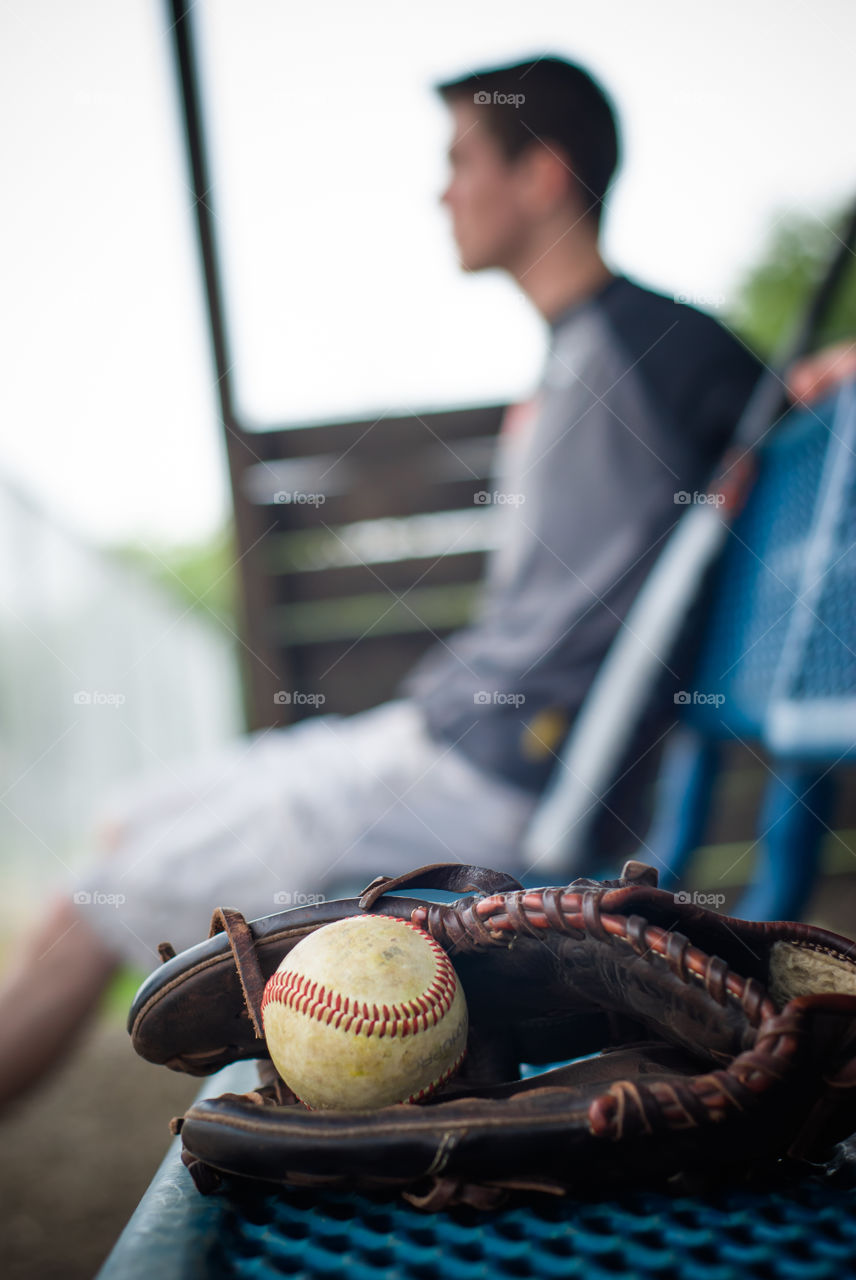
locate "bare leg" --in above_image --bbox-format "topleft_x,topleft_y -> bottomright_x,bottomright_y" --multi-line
0,893 -> 121,1113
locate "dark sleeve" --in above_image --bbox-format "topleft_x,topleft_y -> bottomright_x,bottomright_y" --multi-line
600,281 -> 763,469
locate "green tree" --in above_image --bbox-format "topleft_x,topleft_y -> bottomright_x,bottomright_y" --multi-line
729,204 -> 856,360
108,522 -> 238,633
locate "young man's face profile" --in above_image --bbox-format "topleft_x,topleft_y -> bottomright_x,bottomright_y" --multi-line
440,101 -> 532,273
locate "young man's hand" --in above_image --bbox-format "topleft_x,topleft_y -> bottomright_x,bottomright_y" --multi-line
786,338 -> 856,404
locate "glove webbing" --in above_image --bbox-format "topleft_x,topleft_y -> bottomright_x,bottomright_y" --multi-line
413,887 -> 816,1145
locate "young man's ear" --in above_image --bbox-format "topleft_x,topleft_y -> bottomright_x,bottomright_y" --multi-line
521,143 -> 586,221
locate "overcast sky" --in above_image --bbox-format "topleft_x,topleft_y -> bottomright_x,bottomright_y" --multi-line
1,0 -> 853,545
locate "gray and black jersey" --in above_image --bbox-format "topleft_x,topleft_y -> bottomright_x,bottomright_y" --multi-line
401,273 -> 762,794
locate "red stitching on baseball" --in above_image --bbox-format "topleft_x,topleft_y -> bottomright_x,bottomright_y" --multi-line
406,1049 -> 466,1104
261,916 -> 459,1042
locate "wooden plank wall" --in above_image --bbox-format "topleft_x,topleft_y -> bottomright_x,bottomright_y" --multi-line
230,403 -> 506,727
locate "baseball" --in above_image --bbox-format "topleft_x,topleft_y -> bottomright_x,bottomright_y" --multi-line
261,914 -> 468,1110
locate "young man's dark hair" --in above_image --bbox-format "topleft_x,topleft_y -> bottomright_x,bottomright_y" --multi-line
435,55 -> 620,229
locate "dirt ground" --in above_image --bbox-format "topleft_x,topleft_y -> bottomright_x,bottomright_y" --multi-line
1,869 -> 855,1280
0,1010 -> 198,1280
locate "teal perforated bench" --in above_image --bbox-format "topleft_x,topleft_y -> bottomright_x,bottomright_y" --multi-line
98,1058 -> 856,1280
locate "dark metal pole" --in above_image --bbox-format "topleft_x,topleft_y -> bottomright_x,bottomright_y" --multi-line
166,0 -> 235,423
164,0 -> 285,729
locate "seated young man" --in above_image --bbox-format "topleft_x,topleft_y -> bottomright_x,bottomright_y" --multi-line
0,56 -> 761,1107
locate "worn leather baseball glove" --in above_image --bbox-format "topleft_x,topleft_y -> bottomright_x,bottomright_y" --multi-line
128,860 -> 856,1210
